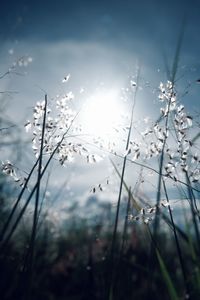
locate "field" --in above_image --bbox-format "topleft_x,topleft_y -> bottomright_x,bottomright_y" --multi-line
1,1 -> 200,299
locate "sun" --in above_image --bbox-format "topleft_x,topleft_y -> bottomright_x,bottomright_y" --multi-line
81,89 -> 123,137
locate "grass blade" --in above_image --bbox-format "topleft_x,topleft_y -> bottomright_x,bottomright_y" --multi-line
156,248 -> 179,300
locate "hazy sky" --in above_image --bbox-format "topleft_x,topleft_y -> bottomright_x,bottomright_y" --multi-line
1,0 -> 200,205
1,0 -> 200,109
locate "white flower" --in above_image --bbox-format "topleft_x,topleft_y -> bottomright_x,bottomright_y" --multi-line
1,161 -> 19,181
62,74 -> 70,83
130,80 -> 137,87
24,120 -> 31,132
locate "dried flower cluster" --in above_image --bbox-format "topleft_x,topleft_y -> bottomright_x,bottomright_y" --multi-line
128,200 -> 171,225
24,90 -> 102,166
125,80 -> 199,184
0,55 -> 33,80
1,79 -> 199,193
1,79 -> 103,188
1,160 -> 26,187
159,82 -> 199,183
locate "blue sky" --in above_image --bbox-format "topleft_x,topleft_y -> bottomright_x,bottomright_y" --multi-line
1,0 -> 200,107
0,0 -> 199,122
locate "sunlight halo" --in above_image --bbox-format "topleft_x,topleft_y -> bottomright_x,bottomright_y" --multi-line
81,89 -> 123,138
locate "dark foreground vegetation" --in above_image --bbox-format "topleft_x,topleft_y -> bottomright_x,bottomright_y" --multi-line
0,184 -> 200,300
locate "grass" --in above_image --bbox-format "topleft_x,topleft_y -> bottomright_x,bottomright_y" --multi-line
0,34 -> 200,300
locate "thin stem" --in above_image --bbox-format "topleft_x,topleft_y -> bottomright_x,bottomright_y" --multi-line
25,94 -> 47,299
106,67 -> 141,299
0,157 -> 39,242
76,135 -> 200,194
153,89 -> 173,239
0,111 -> 79,252
119,187 -> 131,257
185,172 -> 200,252
162,178 -> 189,296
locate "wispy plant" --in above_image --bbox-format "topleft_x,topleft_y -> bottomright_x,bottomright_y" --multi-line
106,66 -> 141,299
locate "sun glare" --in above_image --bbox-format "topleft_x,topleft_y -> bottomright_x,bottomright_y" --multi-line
82,89 -> 123,137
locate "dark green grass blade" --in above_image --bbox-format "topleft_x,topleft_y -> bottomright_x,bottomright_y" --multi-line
156,248 -> 179,300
